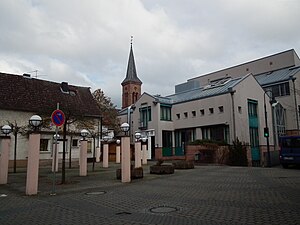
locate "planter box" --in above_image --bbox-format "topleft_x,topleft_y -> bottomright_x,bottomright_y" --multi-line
150,165 -> 175,174
116,167 -> 143,180
173,161 -> 194,169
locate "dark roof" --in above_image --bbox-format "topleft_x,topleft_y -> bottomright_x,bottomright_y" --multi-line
0,72 -> 101,118
255,66 -> 300,86
121,44 -> 142,85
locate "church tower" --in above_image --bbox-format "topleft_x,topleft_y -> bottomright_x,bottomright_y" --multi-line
121,38 -> 142,109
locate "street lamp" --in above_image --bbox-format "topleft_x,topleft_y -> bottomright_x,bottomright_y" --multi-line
29,115 -> 42,131
80,129 -> 89,140
264,91 -> 278,167
135,132 -> 141,140
1,125 -> 12,136
120,123 -> 130,135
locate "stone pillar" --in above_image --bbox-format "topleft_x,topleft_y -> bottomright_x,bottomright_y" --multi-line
121,136 -> 131,183
103,143 -> 109,168
147,137 -> 152,159
116,145 -> 121,163
0,137 -> 11,184
135,141 -> 141,168
142,144 -> 148,165
26,133 -> 40,195
52,142 -> 59,172
79,140 -> 87,176
95,146 -> 101,162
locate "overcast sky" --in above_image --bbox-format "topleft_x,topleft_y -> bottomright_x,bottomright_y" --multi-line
1,0 -> 300,108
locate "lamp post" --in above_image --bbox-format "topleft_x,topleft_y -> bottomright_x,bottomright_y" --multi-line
52,134 -> 60,172
26,115 -> 42,195
0,125 -> 12,184
79,129 -> 89,176
120,122 -> 130,183
116,139 -> 121,163
264,91 -> 277,168
103,135 -> 110,168
134,132 -> 142,168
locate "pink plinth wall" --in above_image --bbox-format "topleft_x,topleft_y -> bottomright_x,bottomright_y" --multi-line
121,136 -> 131,183
79,140 -> 87,176
103,143 -> 109,168
142,144 -> 147,165
116,145 -> 121,163
0,137 -> 11,184
26,133 -> 40,195
96,147 -> 101,162
134,142 -> 141,168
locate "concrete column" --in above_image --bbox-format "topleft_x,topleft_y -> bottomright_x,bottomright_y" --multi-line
79,140 -> 87,176
147,137 -> 152,159
135,141 -> 141,168
0,137 -> 11,184
103,143 -> 109,168
121,136 -> 131,183
95,146 -> 101,162
52,142 -> 59,172
116,145 -> 121,163
142,144 -> 148,165
26,133 -> 40,195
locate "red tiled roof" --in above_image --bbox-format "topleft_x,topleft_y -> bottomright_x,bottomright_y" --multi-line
0,72 -> 101,118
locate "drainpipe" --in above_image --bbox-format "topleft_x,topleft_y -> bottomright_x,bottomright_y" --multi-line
229,88 -> 236,141
291,77 -> 299,131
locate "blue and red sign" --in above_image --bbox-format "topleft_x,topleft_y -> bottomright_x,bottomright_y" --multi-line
51,109 -> 65,127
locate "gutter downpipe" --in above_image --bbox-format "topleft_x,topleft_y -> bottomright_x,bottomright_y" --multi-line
229,88 -> 237,141
291,77 -> 299,131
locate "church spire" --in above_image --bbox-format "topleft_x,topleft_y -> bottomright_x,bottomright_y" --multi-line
121,36 -> 142,85
121,37 -> 142,109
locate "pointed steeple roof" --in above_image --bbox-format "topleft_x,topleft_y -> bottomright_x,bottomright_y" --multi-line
122,40 -> 142,85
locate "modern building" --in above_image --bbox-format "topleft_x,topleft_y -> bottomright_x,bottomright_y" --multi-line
0,72 -> 101,167
118,49 -> 300,166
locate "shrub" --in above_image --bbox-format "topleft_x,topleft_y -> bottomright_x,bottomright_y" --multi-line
228,138 -> 248,166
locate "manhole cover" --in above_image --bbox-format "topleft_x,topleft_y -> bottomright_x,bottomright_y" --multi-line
85,191 -> 106,195
116,212 -> 132,215
150,206 -> 178,213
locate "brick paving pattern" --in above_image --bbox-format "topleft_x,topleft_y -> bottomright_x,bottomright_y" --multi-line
0,163 -> 299,225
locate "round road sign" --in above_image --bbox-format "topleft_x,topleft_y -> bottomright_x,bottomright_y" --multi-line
51,109 -> 65,127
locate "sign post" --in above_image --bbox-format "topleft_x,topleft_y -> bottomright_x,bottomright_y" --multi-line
50,104 -> 65,195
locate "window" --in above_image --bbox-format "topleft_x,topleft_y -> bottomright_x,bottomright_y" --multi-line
40,139 -> 49,152
192,111 -> 196,117
218,106 -> 224,113
162,131 -> 172,148
184,112 -> 188,118
201,125 -> 229,143
200,109 -> 204,116
160,104 -> 172,121
209,108 -> 214,114
238,106 -> 242,114
264,82 -> 290,97
72,139 -> 79,147
176,113 -> 180,119
248,100 -> 258,117
140,106 -> 151,128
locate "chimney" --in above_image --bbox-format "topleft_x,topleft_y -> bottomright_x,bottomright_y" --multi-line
60,82 -> 69,93
23,73 -> 31,78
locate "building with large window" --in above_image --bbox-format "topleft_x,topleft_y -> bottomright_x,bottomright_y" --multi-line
119,49 -> 300,165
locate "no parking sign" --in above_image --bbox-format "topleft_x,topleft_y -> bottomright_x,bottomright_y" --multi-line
51,109 -> 65,127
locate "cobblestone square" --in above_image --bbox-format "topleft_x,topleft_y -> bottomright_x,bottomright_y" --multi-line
0,164 -> 299,225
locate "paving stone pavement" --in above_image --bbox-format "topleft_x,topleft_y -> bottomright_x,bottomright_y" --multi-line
0,163 -> 300,225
